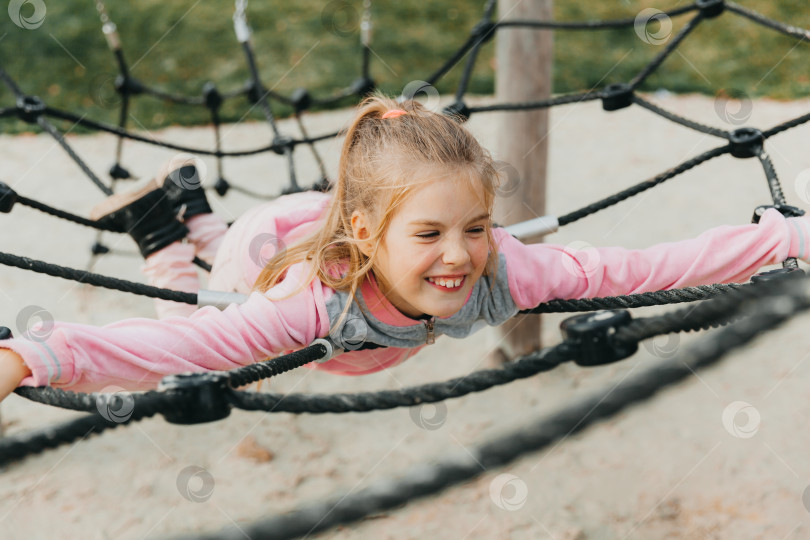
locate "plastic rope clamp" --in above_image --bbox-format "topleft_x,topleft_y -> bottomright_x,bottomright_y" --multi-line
291,88 -> 311,112
751,267 -> 805,283
272,135 -> 294,156
214,177 -> 230,196
158,371 -> 232,424
203,82 -> 223,110
90,242 -> 110,255
560,310 -> 638,367
0,183 -> 18,213
15,95 -> 46,123
114,74 -> 144,96
601,83 -> 634,112
108,163 -> 131,180
443,101 -> 470,122
728,127 -> 764,158
696,0 -> 725,18
751,204 -> 805,224
0,327 -> 12,340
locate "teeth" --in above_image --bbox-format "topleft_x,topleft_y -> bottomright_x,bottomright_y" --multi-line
427,277 -> 464,288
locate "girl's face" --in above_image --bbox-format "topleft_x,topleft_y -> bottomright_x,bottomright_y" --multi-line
358,173 -> 491,319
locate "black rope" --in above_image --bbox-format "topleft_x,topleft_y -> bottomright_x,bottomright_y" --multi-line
632,94 -> 730,138
0,250 -> 197,304
522,283 -> 743,313
43,107 -> 342,157
230,343 -> 573,414
467,90 -> 604,113
178,278 -> 810,540
35,116 -> 113,196
630,13 -> 705,90
762,111 -> 810,139
558,144 -> 731,227
725,1 -> 810,42
16,195 -> 119,231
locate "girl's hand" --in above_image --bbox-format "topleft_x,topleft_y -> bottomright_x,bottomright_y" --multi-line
0,349 -> 30,403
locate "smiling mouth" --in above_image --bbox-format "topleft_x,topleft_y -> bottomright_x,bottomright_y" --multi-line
425,276 -> 465,291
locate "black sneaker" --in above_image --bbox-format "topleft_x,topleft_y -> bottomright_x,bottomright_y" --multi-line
90,180 -> 189,258
156,160 -> 212,222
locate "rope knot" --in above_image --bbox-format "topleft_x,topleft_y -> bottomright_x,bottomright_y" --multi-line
696,0 -> 725,19
601,83 -> 634,112
728,127 -> 764,158
560,310 -> 637,366
158,372 -> 233,424
15,95 -> 46,123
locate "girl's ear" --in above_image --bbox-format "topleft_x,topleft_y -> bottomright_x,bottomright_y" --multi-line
351,210 -> 374,257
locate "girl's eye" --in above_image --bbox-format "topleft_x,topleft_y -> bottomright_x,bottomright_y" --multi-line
416,232 -> 439,238
467,227 -> 486,234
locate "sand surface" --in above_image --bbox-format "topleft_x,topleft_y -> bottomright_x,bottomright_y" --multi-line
2,93 -> 810,539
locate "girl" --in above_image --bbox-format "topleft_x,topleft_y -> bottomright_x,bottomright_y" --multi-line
1,94 -> 809,400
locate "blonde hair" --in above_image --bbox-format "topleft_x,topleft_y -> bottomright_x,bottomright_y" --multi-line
252,94 -> 501,318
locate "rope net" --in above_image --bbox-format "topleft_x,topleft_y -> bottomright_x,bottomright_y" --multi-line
2,0 -> 810,537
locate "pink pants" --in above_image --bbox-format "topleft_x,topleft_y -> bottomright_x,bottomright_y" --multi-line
142,213 -> 229,319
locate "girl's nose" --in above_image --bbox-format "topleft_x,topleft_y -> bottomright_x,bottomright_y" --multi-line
442,238 -> 471,266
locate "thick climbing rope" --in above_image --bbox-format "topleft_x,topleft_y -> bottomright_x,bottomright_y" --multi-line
177,276 -> 810,540
0,272 -> 781,469
1,6 -> 810,534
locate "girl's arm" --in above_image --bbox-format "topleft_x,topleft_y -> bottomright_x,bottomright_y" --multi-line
0,349 -> 30,402
0,263 -> 332,395
494,208 -> 810,309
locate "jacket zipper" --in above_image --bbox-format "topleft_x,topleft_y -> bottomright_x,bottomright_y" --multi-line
424,316 -> 435,344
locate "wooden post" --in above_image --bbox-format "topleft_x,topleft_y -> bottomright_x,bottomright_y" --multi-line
493,0 -> 553,360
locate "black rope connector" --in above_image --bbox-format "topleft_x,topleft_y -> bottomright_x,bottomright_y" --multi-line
291,88 -> 312,113
312,176 -> 331,193
157,372 -> 233,424
108,163 -> 131,180
0,182 -> 18,213
202,82 -> 223,111
696,0 -> 725,18
272,135 -> 294,156
728,127 -> 764,158
601,83 -> 634,112
471,20 -> 496,44
90,242 -> 110,255
246,80 -> 266,105
114,75 -> 144,96
0,327 -> 12,340
443,101 -> 470,122
560,310 -> 638,366
214,177 -> 230,197
350,76 -> 376,96
751,204 -> 805,223
214,176 -> 231,197
15,95 -> 46,123
751,267 -> 805,284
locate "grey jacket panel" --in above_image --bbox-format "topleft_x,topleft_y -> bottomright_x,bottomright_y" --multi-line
325,253 -> 518,350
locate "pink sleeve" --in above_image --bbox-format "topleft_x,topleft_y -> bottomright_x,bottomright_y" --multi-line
495,209 -> 810,310
4,264 -> 332,393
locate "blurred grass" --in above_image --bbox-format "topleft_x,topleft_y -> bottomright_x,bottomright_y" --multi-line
0,0 -> 808,134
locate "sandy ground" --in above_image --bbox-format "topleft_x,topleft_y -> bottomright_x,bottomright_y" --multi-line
2,93 -> 810,539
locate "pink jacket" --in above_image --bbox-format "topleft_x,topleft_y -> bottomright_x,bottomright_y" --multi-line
6,191 -> 810,393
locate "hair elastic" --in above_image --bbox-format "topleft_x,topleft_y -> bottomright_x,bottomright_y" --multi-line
381,109 -> 407,119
